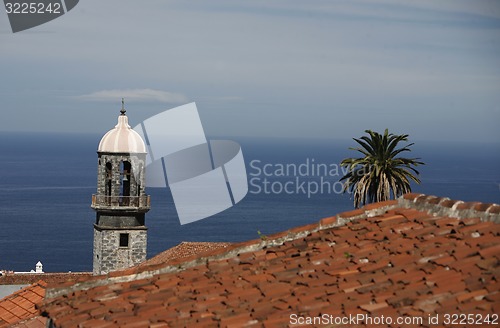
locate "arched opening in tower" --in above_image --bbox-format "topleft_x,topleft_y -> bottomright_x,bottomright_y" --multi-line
105,162 -> 112,204
120,161 -> 132,205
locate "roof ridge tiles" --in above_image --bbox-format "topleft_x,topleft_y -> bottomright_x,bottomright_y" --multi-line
400,193 -> 500,223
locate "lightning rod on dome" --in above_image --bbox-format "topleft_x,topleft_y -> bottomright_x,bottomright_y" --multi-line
120,98 -> 126,115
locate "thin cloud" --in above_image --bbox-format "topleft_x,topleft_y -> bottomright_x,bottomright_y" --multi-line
77,89 -> 188,103
213,96 -> 243,101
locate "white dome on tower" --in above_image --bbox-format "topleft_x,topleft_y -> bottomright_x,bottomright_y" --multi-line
98,105 -> 146,153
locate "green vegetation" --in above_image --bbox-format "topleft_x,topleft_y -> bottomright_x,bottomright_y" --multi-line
340,129 -> 424,208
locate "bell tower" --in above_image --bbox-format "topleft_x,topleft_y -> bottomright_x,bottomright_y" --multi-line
91,101 -> 150,275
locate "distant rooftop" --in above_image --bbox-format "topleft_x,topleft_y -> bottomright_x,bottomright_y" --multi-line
0,273 -> 92,286
140,242 -> 232,267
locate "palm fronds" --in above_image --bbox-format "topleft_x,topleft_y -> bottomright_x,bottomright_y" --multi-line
340,129 -> 424,208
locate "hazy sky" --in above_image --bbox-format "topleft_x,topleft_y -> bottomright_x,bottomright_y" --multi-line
1,0 -> 499,142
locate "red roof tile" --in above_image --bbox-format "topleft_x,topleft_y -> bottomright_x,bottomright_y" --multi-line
37,194 -> 499,327
139,242 -> 232,267
10,315 -> 46,328
0,281 -> 47,328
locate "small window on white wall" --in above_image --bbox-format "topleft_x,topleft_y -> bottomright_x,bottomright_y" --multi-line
119,233 -> 129,247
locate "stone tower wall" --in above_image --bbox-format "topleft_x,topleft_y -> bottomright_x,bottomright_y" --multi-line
93,151 -> 148,275
93,228 -> 147,275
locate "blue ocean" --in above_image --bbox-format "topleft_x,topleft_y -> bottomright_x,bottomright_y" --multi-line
0,132 -> 499,272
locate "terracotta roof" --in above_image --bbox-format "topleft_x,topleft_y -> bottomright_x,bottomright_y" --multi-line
0,273 -> 92,286
10,315 -> 46,328
39,194 -> 500,327
0,281 -> 47,328
140,242 -> 232,267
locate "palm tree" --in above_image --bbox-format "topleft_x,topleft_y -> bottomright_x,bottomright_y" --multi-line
340,129 -> 424,208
